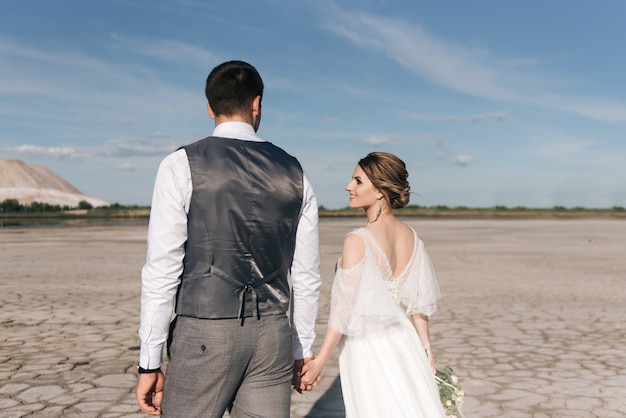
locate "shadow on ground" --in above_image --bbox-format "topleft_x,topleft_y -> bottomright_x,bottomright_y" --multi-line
306,376 -> 345,417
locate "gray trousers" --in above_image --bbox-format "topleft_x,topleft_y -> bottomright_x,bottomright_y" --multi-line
162,315 -> 293,418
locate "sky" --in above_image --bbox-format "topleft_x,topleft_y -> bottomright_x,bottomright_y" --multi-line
1,1 -> 625,209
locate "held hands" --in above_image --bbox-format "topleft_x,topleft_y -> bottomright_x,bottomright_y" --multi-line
135,371 -> 165,416
292,357 -> 321,394
300,357 -> 323,388
296,327 -> 340,392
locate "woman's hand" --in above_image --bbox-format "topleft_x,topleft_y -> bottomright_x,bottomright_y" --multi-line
300,358 -> 323,386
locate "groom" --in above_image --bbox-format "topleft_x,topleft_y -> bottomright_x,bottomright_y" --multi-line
135,60 -> 322,417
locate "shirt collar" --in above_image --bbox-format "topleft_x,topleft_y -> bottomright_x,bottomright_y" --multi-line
212,121 -> 265,142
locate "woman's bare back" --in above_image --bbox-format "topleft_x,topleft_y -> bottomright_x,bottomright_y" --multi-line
365,218 -> 415,278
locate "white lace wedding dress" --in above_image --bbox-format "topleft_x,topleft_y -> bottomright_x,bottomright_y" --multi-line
328,227 -> 445,418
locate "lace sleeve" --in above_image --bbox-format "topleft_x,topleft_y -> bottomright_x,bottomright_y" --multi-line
398,239 -> 441,317
328,254 -> 405,337
327,257 -> 364,335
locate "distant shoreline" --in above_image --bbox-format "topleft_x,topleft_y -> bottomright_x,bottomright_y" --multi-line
1,206 -> 625,227
320,208 -> 626,218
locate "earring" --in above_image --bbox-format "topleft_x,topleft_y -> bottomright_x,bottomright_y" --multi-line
368,200 -> 382,224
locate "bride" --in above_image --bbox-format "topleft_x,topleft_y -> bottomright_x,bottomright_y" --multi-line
300,152 -> 446,417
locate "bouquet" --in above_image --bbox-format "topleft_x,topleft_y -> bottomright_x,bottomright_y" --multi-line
435,366 -> 465,418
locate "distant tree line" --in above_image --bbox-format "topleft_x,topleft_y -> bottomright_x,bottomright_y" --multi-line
398,204 -> 626,211
4,198 -> 625,214
319,204 -> 626,212
0,198 -> 96,213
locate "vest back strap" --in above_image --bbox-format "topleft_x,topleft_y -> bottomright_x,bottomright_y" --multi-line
209,263 -> 282,325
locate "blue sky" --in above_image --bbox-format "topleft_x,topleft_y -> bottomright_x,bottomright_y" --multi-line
1,1 -> 625,208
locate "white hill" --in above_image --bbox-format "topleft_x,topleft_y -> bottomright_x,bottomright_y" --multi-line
0,159 -> 108,208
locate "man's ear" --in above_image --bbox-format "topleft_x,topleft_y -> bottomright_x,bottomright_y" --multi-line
251,95 -> 261,116
207,103 -> 216,120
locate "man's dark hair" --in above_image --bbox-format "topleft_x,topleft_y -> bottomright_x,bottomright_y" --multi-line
205,60 -> 264,117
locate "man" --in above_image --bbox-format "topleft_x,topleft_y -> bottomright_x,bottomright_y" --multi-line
135,60 -> 321,417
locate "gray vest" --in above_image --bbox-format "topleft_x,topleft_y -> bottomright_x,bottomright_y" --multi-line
175,136 -> 304,322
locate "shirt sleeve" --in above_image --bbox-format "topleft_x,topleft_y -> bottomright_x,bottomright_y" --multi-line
138,149 -> 191,369
289,172 -> 322,359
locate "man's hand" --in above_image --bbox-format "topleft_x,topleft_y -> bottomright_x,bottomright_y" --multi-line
135,371 -> 165,416
292,357 -> 319,394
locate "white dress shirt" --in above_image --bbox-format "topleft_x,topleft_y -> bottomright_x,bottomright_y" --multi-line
138,121 -> 321,369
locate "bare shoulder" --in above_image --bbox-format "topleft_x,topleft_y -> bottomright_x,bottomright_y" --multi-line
340,231 -> 366,269
400,221 -> 416,240
388,219 -> 414,243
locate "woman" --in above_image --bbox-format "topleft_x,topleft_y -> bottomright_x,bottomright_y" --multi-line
301,152 -> 445,417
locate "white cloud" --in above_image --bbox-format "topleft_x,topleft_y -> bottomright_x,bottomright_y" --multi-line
362,132 -> 452,146
528,136 -> 624,166
106,33 -> 217,69
454,155 -> 473,166
116,162 -> 136,171
0,36 -> 210,153
362,135 -> 401,145
10,145 -> 85,158
8,136 -> 178,159
323,9 -> 524,101
410,112 -> 513,124
322,7 -> 626,123
470,112 -> 513,124
540,94 -> 626,123
0,36 -> 208,110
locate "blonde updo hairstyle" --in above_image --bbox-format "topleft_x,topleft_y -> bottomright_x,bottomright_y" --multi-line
358,152 -> 410,209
